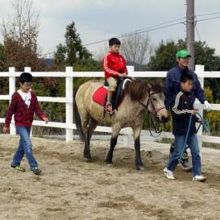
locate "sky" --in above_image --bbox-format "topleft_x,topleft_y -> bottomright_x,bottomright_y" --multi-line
0,0 -> 220,58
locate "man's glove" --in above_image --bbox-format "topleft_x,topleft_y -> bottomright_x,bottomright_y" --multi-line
204,100 -> 211,110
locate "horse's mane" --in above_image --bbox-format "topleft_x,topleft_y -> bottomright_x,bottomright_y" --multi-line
125,80 -> 163,101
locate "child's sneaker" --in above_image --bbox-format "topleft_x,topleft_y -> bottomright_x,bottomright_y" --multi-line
11,165 -> 26,172
31,167 -> 42,175
163,168 -> 175,180
105,102 -> 113,115
192,175 -> 207,182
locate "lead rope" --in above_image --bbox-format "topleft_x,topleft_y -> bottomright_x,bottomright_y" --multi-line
178,114 -> 193,163
195,112 -> 210,134
178,112 -> 210,163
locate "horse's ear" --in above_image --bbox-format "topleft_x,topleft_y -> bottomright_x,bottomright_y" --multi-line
141,80 -> 151,93
148,82 -> 152,91
149,80 -> 163,93
159,80 -> 163,88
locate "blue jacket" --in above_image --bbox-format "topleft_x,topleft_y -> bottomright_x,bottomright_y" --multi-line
164,65 -> 205,110
171,91 -> 198,135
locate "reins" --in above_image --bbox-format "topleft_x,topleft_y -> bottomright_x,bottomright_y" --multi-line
138,91 -> 166,137
138,91 -> 166,115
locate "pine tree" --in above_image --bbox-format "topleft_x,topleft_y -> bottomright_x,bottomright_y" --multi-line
54,21 -> 101,72
54,43 -> 67,70
65,22 -> 91,66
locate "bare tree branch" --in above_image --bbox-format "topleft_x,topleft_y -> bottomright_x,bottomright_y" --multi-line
121,33 -> 152,65
1,0 -> 44,70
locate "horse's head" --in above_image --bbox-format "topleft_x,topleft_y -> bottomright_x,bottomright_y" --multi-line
146,82 -> 169,123
127,80 -> 169,123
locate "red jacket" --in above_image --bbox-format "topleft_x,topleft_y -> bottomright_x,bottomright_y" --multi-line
103,51 -> 128,79
5,91 -> 46,128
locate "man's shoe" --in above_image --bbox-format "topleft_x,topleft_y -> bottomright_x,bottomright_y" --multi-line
31,167 -> 42,175
11,165 -> 26,172
192,175 -> 207,182
179,160 -> 192,172
163,168 -> 175,180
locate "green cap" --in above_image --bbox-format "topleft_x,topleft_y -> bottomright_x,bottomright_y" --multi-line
176,49 -> 191,58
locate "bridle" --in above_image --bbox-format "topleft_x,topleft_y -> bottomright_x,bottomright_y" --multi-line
138,91 -> 166,116
138,91 -> 166,137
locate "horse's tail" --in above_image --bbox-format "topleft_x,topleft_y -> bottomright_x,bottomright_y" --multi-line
74,91 -> 85,141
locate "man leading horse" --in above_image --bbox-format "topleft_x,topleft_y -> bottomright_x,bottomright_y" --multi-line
165,49 -> 211,170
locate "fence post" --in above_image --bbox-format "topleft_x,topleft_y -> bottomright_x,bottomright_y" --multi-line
123,66 -> 135,147
65,66 -> 73,142
127,65 -> 135,77
195,65 -> 205,155
9,67 -> 16,135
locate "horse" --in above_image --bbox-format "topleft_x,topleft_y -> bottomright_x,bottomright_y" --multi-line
74,79 -> 169,170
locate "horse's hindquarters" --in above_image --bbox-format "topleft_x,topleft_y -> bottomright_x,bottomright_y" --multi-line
75,81 -> 113,125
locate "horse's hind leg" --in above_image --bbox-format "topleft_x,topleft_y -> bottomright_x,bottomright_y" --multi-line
105,123 -> 121,165
84,117 -> 97,161
133,126 -> 144,170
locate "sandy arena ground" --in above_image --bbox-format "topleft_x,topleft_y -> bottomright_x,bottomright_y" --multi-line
0,134 -> 219,220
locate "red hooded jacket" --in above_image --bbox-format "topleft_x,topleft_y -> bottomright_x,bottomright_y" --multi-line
103,51 -> 127,79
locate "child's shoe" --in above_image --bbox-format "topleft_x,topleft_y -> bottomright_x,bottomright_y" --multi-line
31,167 -> 42,175
11,165 -> 26,172
163,168 -> 175,180
192,175 -> 207,182
105,102 -> 113,115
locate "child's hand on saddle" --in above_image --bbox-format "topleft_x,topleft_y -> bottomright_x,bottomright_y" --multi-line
43,116 -> 49,124
3,126 -> 8,134
118,73 -> 127,77
191,109 -> 198,115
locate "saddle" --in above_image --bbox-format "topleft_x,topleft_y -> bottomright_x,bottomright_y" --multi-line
92,77 -> 132,110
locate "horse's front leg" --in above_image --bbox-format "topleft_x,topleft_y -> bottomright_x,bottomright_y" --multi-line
133,126 -> 144,170
105,124 -> 121,165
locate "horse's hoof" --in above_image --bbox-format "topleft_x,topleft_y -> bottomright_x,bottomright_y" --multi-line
84,157 -> 92,162
136,166 -> 145,171
106,163 -> 113,167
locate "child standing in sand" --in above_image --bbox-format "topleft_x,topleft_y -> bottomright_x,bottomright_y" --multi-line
163,73 -> 206,182
3,72 -> 48,175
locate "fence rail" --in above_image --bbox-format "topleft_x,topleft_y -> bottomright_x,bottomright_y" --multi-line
0,65 -> 220,146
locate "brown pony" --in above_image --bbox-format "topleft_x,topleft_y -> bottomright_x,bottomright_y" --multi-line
74,79 -> 168,170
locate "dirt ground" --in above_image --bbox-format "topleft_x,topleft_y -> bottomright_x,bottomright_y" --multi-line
0,134 -> 219,220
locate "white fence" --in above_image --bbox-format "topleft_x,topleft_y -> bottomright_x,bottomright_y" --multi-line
0,65 -> 220,147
